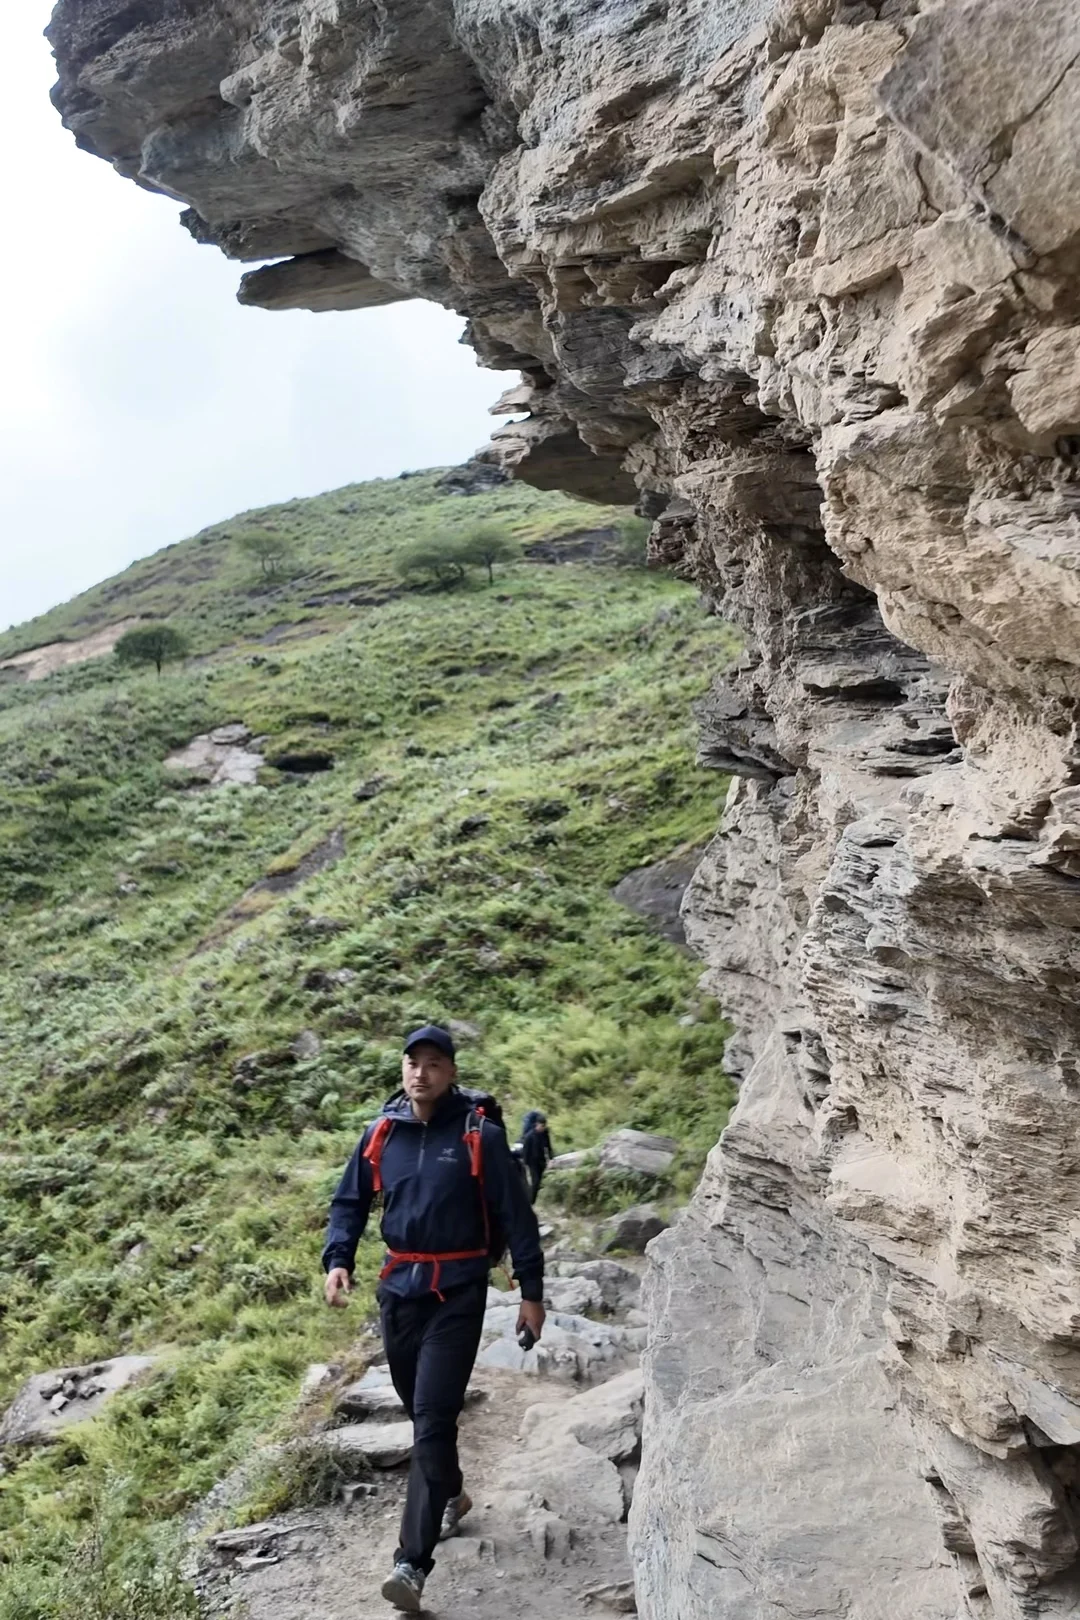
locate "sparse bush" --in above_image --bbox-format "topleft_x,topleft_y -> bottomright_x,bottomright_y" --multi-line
239,1443 -> 359,1522
0,1491 -> 199,1620
394,537 -> 469,589
236,528 -> 296,580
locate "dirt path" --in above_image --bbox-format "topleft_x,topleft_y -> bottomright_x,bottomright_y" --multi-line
199,1263 -> 644,1619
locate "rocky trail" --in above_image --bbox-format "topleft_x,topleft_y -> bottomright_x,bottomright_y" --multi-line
196,1252 -> 647,1620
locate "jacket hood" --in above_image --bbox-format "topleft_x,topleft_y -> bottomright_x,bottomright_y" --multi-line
380,1086 -> 473,1125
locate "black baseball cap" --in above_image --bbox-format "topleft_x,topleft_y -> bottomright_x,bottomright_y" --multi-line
403,1025 -> 456,1061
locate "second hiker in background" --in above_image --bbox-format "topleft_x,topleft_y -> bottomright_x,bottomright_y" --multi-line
520,1109 -> 554,1205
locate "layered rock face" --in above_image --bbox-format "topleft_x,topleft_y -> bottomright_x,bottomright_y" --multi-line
48,2 -> 1080,1615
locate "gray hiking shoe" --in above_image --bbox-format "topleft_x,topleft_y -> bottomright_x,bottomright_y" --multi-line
381,1561 -> 425,1612
439,1489 -> 473,1541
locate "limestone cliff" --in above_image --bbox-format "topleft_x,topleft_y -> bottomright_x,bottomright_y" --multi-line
48,2 -> 1080,1614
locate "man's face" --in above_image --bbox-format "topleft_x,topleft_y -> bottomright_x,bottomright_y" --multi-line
401,1043 -> 456,1106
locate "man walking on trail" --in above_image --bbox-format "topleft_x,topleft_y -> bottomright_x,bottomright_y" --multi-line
323,1025 -> 546,1613
521,1111 -> 554,1204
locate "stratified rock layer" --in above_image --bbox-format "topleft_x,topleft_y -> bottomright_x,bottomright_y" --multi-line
48,3 -> 1080,1615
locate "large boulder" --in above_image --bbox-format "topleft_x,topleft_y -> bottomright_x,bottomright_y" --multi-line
598,1130 -> 677,1178
603,1206 -> 669,1255
0,1355 -> 157,1446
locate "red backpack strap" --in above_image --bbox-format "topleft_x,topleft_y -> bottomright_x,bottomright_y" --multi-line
463,1108 -> 490,1251
362,1117 -> 394,1194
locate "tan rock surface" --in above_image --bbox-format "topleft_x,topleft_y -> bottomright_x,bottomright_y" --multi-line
47,3 -> 1080,1615
0,619 -> 143,682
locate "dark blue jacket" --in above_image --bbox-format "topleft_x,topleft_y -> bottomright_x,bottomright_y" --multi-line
322,1087 -> 545,1301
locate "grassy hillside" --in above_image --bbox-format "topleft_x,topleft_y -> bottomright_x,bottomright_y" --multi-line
0,473 -> 629,661
0,470 -> 736,1618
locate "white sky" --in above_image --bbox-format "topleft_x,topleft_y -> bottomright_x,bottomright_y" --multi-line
1,4 -> 505,631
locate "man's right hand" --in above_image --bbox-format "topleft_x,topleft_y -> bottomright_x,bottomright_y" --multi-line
325,1267 -> 352,1308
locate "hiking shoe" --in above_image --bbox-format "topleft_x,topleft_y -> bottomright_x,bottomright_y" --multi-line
381,1561 -> 425,1612
439,1489 -> 473,1541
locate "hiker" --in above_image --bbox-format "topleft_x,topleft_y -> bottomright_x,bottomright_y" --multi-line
520,1110 -> 554,1204
322,1025 -> 546,1614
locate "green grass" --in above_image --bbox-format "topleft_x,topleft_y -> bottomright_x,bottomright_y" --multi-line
0,469 -> 737,1613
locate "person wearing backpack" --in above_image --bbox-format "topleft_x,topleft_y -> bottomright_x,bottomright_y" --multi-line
322,1025 -> 545,1613
520,1111 -> 554,1204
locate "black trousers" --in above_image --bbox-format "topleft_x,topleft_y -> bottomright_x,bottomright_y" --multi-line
379,1278 -> 487,1574
526,1161 -> 544,1204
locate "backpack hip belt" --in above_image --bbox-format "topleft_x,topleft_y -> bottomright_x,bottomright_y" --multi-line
378,1246 -> 489,1301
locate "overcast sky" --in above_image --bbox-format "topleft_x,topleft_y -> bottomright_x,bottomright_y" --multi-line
2,5 -> 505,632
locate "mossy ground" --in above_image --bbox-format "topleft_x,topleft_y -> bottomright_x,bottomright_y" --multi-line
0,470 -> 737,1616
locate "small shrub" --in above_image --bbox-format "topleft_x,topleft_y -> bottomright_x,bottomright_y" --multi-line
238,1443 -> 360,1522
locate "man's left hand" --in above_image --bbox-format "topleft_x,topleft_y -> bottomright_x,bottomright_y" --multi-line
517,1299 -> 546,1343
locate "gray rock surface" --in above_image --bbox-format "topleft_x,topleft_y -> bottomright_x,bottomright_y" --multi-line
334,1366 -> 406,1421
570,1260 -> 642,1316
304,1418 -> 414,1468
521,1368 -> 644,1467
548,1149 -> 593,1172
598,1131 -> 677,1179
603,1207 -> 668,1256
479,1304 -> 643,1383
165,724 -> 264,787
0,1355 -> 157,1445
545,1274 -> 605,1318
612,846 -> 706,945
47,2 -> 1080,1615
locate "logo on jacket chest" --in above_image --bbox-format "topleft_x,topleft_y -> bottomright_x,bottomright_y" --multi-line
437,1145 -> 461,1164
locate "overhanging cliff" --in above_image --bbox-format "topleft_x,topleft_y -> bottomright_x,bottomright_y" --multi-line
48,3 -> 1080,1615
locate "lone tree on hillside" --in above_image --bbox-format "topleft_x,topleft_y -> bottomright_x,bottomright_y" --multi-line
394,538 -> 469,590
459,525 -> 520,585
114,623 -> 189,676
236,528 -> 296,580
